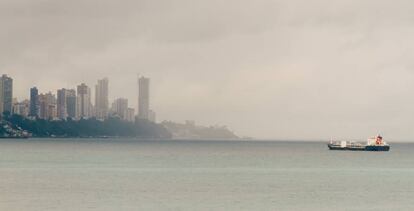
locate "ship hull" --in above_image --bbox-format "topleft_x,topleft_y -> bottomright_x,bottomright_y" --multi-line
345,146 -> 366,151
327,144 -> 390,151
365,145 -> 390,151
327,145 -> 346,150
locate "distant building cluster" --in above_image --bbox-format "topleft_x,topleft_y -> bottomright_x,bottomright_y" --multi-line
1,74 -> 156,123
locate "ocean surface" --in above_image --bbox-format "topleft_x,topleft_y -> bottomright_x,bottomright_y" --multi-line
0,139 -> 413,211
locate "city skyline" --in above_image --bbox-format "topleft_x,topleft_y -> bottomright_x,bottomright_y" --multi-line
13,76 -> 142,112
6,74 -> 153,124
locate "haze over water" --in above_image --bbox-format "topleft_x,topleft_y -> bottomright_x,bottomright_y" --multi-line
5,0 -> 414,140
0,139 -> 413,211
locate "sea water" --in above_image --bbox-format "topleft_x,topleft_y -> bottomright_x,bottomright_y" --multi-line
0,139 -> 413,211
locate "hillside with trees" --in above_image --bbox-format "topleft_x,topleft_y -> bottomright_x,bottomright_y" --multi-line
1,113 -> 172,139
161,120 -> 239,140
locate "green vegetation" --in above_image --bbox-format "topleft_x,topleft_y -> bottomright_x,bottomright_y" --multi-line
0,113 -> 239,140
2,113 -> 172,139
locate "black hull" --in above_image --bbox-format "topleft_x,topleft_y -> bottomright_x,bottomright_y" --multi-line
328,145 -> 346,150
365,145 -> 390,151
327,144 -> 390,151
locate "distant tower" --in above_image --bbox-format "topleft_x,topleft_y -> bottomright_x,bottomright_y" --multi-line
138,76 -> 150,120
57,89 -> 68,119
0,74 -> 13,114
77,83 -> 91,119
95,78 -> 109,120
66,89 -> 77,119
29,87 -> 39,117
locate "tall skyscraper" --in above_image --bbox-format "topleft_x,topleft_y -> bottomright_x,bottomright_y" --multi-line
66,89 -> 77,119
39,94 -> 47,119
29,87 -> 39,117
77,83 -> 91,119
0,74 -> 13,114
138,76 -> 150,120
95,78 -> 109,120
57,89 -> 68,119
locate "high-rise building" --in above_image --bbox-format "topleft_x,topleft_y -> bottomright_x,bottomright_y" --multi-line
0,74 -> 13,114
13,99 -> 29,117
66,89 -> 77,119
56,88 -> 77,120
138,76 -> 150,120
29,87 -> 39,117
76,83 -> 91,119
95,78 -> 109,120
57,89 -> 68,119
111,98 -> 128,119
39,92 -> 57,120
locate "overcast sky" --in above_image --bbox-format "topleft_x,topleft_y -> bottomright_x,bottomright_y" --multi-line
2,0 -> 414,140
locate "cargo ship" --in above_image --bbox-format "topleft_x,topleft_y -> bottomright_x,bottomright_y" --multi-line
328,135 -> 390,151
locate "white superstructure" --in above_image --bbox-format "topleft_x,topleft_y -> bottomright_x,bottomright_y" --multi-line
367,135 -> 388,146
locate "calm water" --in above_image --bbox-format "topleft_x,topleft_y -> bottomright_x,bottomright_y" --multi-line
0,139 -> 413,211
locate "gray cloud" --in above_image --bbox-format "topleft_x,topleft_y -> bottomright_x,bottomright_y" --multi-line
2,0 -> 414,140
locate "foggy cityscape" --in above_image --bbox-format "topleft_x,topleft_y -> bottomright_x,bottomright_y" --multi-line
4,75 -> 155,123
1,1 -> 414,211
3,1 -> 414,140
